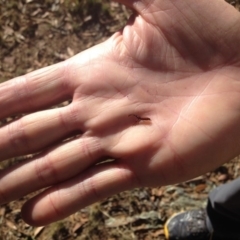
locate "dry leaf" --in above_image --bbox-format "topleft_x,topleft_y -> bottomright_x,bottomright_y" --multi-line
195,184 -> 207,193
34,226 -> 45,238
6,220 -> 17,230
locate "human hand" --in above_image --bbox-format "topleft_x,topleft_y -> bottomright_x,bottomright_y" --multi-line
0,0 -> 240,226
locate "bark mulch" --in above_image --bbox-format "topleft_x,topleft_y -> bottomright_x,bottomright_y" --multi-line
0,0 -> 240,239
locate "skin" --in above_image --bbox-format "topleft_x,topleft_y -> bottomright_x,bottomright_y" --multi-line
0,0 -> 240,226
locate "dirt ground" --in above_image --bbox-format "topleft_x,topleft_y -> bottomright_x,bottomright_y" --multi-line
0,0 -> 240,239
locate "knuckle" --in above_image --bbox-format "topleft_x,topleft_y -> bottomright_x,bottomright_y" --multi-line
48,188 -> 64,218
68,103 -> 82,129
80,137 -> 103,163
58,104 -> 80,132
13,76 -> 33,109
7,118 -> 29,154
59,61 -> 72,95
79,174 -> 101,201
34,155 -> 59,185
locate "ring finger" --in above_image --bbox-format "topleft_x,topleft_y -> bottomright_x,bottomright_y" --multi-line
0,135 -> 105,205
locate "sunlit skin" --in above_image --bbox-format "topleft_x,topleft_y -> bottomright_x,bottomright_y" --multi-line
0,0 -> 240,226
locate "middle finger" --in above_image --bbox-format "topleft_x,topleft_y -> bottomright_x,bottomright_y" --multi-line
0,103 -> 85,160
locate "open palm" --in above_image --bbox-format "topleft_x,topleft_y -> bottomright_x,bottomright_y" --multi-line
0,0 -> 240,226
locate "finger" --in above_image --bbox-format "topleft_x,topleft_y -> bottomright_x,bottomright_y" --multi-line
0,136 -> 104,205
0,103 -> 85,160
0,41 -> 114,120
21,163 -> 137,226
0,61 -> 71,119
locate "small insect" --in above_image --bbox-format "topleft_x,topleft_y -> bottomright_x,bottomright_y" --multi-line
128,114 -> 151,123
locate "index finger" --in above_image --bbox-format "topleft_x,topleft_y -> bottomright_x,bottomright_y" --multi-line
0,61 -> 71,119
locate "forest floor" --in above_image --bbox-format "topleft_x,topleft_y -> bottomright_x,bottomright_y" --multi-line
0,0 -> 240,239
